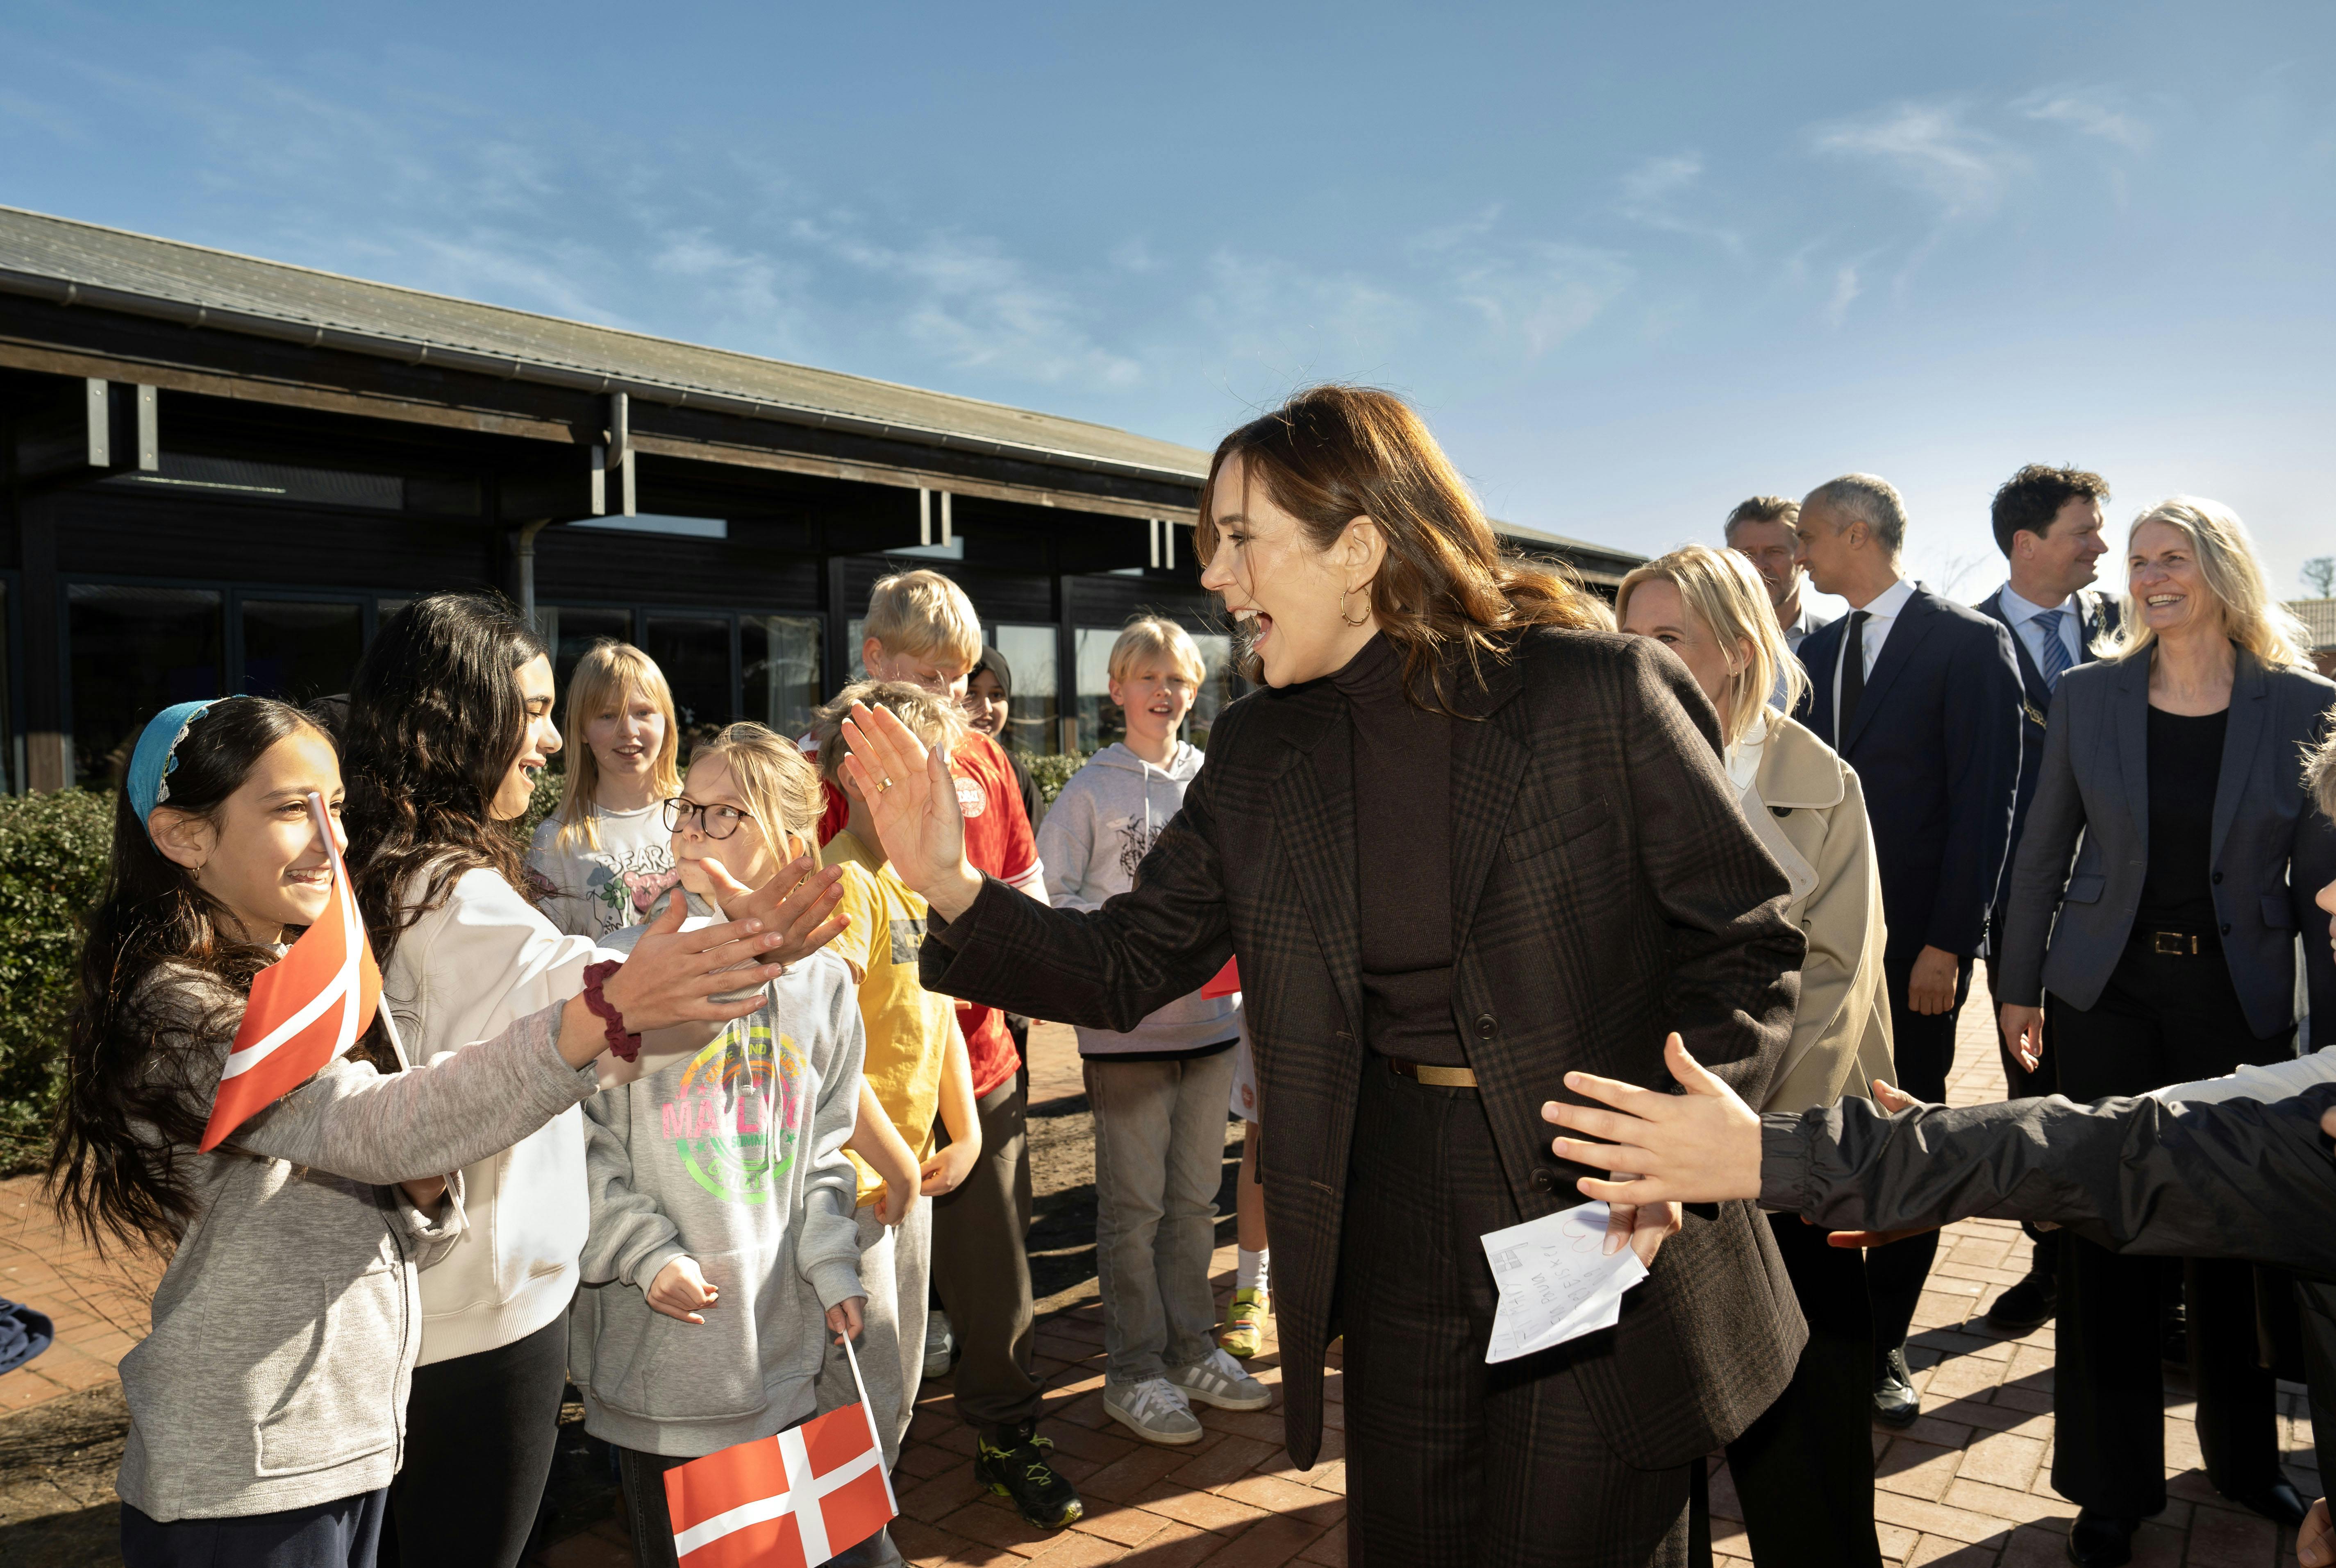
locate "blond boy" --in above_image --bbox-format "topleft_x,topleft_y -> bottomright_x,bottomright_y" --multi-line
1035,619 -> 1262,1444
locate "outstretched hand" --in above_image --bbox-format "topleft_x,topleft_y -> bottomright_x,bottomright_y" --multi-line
837,702 -> 984,922
1540,1033 -> 1765,1205
600,892 -> 805,1032
697,853 -> 850,966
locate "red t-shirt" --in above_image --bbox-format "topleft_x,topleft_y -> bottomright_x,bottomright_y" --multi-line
806,730 -> 1037,1100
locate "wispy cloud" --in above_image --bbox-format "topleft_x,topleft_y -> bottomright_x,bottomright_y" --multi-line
0,87 -> 90,144
1450,243 -> 1633,356
2015,88 -> 2151,150
1823,263 -> 1862,328
1618,152 -> 1742,252
1810,101 -> 2027,217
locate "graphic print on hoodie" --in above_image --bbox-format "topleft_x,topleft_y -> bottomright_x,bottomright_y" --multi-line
1036,740 -> 1243,1058
660,1020 -> 809,1204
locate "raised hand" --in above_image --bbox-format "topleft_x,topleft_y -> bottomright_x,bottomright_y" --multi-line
838,701 -> 983,920
600,892 -> 802,1032
1540,1033 -> 1765,1205
698,853 -> 850,966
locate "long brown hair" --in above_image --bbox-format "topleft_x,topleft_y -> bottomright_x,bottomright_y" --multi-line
1193,385 -> 1609,708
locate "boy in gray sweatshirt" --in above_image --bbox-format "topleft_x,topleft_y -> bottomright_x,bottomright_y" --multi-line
571,916 -> 867,1567
1035,618 -> 1266,1448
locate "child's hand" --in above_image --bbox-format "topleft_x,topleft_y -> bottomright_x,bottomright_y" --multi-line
920,1143 -> 979,1198
874,1182 -> 920,1230
648,1256 -> 719,1325
398,1175 -> 448,1211
826,1296 -> 866,1345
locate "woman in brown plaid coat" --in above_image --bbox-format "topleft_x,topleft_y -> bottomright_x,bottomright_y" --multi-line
839,386 -> 1811,1567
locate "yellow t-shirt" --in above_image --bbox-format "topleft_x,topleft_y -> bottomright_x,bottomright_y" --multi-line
826,831 -> 957,1206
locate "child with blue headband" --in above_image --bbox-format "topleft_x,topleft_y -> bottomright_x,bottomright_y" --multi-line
48,695 -> 807,1568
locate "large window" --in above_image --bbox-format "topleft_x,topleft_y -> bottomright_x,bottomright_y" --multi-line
743,616 -> 822,737
987,624 -> 1058,756
242,599 -> 364,705
539,607 -> 637,705
69,585 -> 224,786
1073,623 -> 1232,755
643,615 -> 733,742
1188,633 -> 1236,751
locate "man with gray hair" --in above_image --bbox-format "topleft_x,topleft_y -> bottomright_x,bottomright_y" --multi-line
1793,471 -> 2025,1429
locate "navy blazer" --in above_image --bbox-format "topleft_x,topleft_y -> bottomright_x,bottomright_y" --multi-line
1976,586 -> 2123,936
1798,586 -> 2025,963
1996,648 -> 2336,1044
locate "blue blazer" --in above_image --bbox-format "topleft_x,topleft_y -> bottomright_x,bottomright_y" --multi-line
1976,586 -> 2123,936
1996,648 -> 2336,1044
1798,587 -> 2025,964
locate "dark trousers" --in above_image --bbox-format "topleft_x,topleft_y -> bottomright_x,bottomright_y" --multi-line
2048,938 -> 2293,1517
1863,949 -> 1972,1361
1716,1214 -> 1883,1567
123,1490 -> 387,1568
929,1075 -> 1041,1437
1984,953 -> 2060,1289
615,1448 -> 687,1568
385,1313 -> 569,1568
1340,1061 -> 1691,1568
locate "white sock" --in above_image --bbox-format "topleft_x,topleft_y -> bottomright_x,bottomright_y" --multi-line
1238,1247 -> 1270,1296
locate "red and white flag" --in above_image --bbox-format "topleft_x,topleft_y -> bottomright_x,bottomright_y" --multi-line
198,793 -> 382,1153
665,1335 -> 898,1568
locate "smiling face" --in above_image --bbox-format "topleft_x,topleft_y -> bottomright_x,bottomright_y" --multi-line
2022,497 -> 2110,600
1198,452 -> 1385,687
1619,577 -> 1744,727
150,727 -> 345,946
1110,658 -> 1199,751
1729,518 -> 1802,611
490,654 -> 562,821
586,683 -> 668,792
965,668 -> 1009,738
670,753 -> 802,896
2128,519 -> 2224,642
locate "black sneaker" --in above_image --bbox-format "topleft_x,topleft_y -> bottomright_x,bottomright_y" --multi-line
973,1423 -> 1084,1530
1872,1347 -> 1919,1428
1985,1272 -> 2056,1334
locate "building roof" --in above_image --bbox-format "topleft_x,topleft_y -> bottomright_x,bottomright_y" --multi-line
2291,599 -> 2336,651
0,203 -> 1211,486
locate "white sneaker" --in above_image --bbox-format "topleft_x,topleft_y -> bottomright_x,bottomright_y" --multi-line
923,1311 -> 954,1380
1166,1348 -> 1271,1411
1103,1377 -> 1203,1445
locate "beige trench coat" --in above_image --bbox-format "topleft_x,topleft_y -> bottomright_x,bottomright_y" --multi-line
1736,710 -> 1896,1114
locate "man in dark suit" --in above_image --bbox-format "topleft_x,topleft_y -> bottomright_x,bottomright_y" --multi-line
1795,472 -> 2024,1427
1972,463 -> 2119,1335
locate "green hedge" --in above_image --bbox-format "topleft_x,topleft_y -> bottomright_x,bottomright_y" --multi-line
1023,751 -> 1091,805
0,791 -> 115,1174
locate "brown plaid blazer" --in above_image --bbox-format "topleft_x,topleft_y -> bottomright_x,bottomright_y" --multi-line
923,627 -> 1809,1470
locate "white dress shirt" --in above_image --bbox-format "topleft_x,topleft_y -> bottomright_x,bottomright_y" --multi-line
1832,576 -> 1917,736
1996,582 -> 2085,676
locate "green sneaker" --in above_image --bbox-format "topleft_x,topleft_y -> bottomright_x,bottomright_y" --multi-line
973,1423 -> 1085,1529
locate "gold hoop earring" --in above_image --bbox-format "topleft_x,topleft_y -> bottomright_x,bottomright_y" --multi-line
1339,585 -> 1371,627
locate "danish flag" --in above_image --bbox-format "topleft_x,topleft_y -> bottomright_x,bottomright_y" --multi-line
198,793 -> 382,1153
665,1336 -> 898,1568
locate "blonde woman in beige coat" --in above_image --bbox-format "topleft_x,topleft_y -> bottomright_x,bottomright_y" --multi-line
1621,542 -> 1893,1568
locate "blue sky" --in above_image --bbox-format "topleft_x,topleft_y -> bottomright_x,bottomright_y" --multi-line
5,2 -> 2332,608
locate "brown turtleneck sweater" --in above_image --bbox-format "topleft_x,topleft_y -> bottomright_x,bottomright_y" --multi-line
1327,633 -> 1467,1067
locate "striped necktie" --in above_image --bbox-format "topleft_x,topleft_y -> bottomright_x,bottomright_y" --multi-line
2036,607 -> 2075,691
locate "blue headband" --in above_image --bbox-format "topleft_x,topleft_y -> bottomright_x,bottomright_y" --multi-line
127,697 -> 251,845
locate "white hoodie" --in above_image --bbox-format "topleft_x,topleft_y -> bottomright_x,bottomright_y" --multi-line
1036,741 -> 1242,1057
383,862 -> 615,1365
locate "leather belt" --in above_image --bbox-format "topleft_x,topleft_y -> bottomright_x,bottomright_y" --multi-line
1387,1057 -> 1479,1089
2147,930 -> 2212,956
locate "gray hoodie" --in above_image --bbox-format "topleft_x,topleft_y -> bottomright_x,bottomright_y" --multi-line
1036,741 -> 1242,1057
570,916 -> 866,1457
116,969 -> 598,1522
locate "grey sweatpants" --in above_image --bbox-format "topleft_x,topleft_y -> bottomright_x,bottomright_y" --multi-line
1086,1047 -> 1239,1385
812,1197 -> 932,1465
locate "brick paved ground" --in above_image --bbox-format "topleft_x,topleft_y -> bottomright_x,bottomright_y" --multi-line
2,991 -> 2321,1566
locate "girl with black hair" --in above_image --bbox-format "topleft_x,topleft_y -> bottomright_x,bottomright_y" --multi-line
48,696 -> 801,1568
342,592 -> 848,1567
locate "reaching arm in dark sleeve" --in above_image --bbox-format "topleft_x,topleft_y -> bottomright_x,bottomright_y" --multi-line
918,714 -> 1238,1031
1927,618 -> 2025,958
1758,1085 -> 2336,1276
1619,640 -> 1804,1107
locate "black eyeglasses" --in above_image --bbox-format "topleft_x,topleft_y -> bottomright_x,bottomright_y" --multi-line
662,797 -> 753,840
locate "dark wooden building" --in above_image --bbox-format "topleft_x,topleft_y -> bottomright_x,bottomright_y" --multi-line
0,206 -> 1643,793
